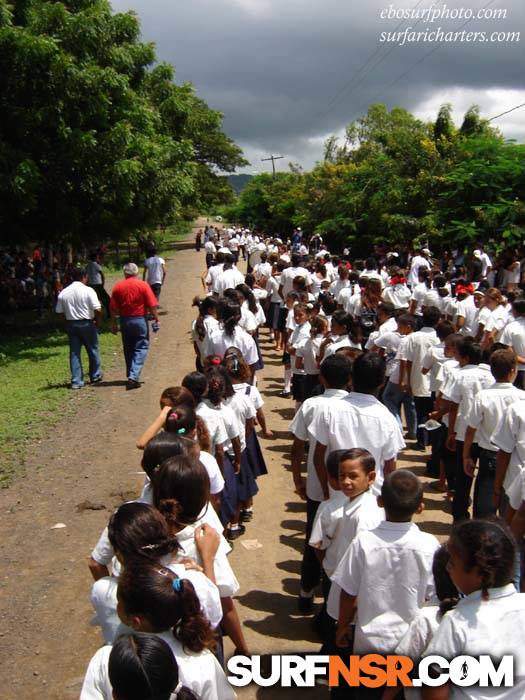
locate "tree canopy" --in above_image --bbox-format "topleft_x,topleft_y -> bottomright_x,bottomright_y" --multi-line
0,0 -> 246,247
225,103 -> 525,254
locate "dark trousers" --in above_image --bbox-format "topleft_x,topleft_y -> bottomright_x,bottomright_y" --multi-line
300,497 -> 321,593
149,282 -> 162,300
453,441 -> 480,522
89,284 -> 110,317
414,396 -> 433,446
474,448 -> 497,518
441,441 -> 457,491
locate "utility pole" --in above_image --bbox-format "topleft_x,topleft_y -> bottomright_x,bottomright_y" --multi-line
261,154 -> 284,176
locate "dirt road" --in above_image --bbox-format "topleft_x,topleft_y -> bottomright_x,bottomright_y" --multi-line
0,227 -> 450,699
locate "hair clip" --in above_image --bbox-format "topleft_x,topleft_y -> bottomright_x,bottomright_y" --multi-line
172,578 -> 183,593
177,428 -> 186,435
211,356 -> 221,365
168,411 -> 179,421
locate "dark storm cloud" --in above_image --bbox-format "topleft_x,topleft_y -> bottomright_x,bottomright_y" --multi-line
112,0 -> 525,169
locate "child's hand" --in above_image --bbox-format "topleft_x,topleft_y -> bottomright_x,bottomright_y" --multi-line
293,475 -> 307,501
234,459 -> 241,474
178,557 -> 203,573
464,457 -> 476,477
195,524 -> 220,561
262,429 -> 273,439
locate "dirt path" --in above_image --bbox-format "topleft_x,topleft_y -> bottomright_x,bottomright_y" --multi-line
0,228 -> 451,699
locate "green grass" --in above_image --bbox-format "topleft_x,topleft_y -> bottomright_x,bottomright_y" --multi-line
0,312 -> 121,486
101,223 -> 193,272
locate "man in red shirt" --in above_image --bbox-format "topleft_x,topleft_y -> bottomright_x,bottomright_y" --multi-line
110,262 -> 160,390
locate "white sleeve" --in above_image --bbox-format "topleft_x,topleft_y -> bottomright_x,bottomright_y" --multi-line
307,405 -> 330,447
423,612 -> 466,660
331,536 -> 364,597
290,405 -> 308,441
395,609 -> 438,660
199,452 -> 225,495
91,527 -> 114,567
88,287 -> 102,311
250,386 -> 264,410
80,647 -> 112,700
492,408 -> 518,454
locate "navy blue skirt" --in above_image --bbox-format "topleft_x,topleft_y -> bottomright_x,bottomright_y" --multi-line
246,429 -> 268,478
219,454 -> 238,526
253,333 -> 264,371
229,449 -> 259,502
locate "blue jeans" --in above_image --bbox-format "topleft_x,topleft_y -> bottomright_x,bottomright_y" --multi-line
382,380 -> 417,437
66,320 -> 102,388
120,316 -> 149,382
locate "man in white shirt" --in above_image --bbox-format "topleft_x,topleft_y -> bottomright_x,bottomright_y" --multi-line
463,348 -> 525,518
290,354 -> 352,613
407,247 -> 432,288
214,256 -> 245,296
143,245 -> 166,300
278,253 -> 311,300
500,299 -> 525,389
404,306 -> 441,450
473,245 -> 492,278
310,353 -> 405,500
56,267 -> 103,389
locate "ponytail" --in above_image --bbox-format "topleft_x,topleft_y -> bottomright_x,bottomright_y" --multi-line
107,502 -> 180,563
165,405 -> 197,436
236,283 -> 257,314
153,455 -> 210,530
118,563 -> 216,654
220,301 -> 242,336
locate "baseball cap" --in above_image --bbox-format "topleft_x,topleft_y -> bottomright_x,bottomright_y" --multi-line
123,262 -> 139,276
422,248 -> 431,256
473,249 -> 482,259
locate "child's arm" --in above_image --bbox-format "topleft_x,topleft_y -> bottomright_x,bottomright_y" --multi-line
256,407 -> 272,438
245,417 -> 255,440
220,596 -> 249,656
422,684 -> 450,700
88,558 -> 109,581
313,441 -> 329,500
336,591 -> 357,647
494,449 -> 511,511
291,437 -> 307,500
446,401 -> 459,450
231,436 -> 242,474
136,405 -> 171,449
511,500 -> 525,540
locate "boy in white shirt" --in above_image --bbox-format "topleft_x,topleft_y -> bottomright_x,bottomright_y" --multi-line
290,355 -> 352,613
500,298 -> 525,389
493,399 -> 525,519
334,470 -> 439,658
463,348 -> 525,518
288,303 -> 311,409
404,306 -> 441,450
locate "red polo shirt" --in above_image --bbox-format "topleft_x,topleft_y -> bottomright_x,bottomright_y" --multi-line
110,277 -> 158,317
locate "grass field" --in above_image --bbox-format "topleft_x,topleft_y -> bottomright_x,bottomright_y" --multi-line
0,312 -> 121,486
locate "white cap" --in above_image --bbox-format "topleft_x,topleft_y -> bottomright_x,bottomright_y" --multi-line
473,249 -> 482,259
422,248 -> 431,256
123,262 -> 139,276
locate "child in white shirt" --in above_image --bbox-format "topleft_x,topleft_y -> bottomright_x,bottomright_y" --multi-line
288,302 -> 311,408
334,470 -> 439,654
295,314 -> 329,400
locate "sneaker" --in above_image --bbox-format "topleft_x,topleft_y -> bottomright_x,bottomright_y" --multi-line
126,379 -> 141,391
91,374 -> 104,384
279,390 -> 291,398
71,384 -> 84,390
298,594 -> 314,614
226,525 -> 246,540
413,442 -> 427,452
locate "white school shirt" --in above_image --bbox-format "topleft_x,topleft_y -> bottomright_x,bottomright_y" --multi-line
80,632 -> 236,700
310,273 -> 330,297
309,491 -> 347,576
144,256 -> 165,285
326,490 -> 385,620
214,267 -> 245,296
205,263 -> 223,293
296,335 -> 324,375
191,315 -> 220,362
506,468 -> 525,510
404,327 -> 439,397
485,305 -> 509,340
239,305 -> 257,333
442,364 -> 494,441
290,389 -> 349,502
332,521 -> 439,654
204,240 -> 216,254
475,305 -> 491,332
366,316 -> 398,350
196,401 -> 229,455
90,563 -> 223,644
223,394 -> 255,452
500,318 -> 525,372
465,383 -> 525,451
375,331 -> 402,378
290,322 -> 311,374
323,335 -> 361,359
424,585 -> 525,700
387,334 -> 411,385
395,605 -> 441,700
408,255 -> 431,287
422,289 -> 445,312
330,278 -> 350,298
422,343 -> 446,393
55,281 -> 101,320
308,392 -> 405,494
492,401 -> 525,494
435,358 -> 459,404
199,450 -> 225,495
410,283 -> 430,316
479,251 -> 492,277
266,275 -> 281,303
456,295 -> 477,335
228,236 -> 239,251
202,399 -> 244,453
279,265 -> 311,298
254,261 -> 272,280
232,382 -> 264,411
205,327 -> 258,366
382,283 -> 411,309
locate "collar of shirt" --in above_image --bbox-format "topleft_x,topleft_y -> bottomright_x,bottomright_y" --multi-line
376,520 -> 416,533
420,327 -> 437,333
457,583 -> 516,606
323,388 -> 349,398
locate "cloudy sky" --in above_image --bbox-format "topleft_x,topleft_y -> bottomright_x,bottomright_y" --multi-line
112,0 -> 525,172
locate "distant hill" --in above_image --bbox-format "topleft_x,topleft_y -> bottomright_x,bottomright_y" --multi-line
228,174 -> 253,194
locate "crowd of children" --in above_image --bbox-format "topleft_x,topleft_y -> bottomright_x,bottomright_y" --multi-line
78,226 -> 525,699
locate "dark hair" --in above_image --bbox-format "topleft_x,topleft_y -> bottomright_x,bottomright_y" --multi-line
107,502 -> 180,563
436,320 -> 455,342
432,546 -> 459,617
351,352 -> 385,394
490,348 -> 517,382
204,367 -> 227,405
449,519 -> 516,600
397,313 -> 417,330
321,296 -> 338,316
223,346 -> 251,382
153,455 -> 210,531
291,253 -> 301,267
141,432 -> 191,480
181,372 -> 207,404
145,244 -> 157,257
235,283 -> 257,315
160,386 -> 195,409
118,562 -> 216,653
444,332 -> 463,349
108,633 -> 199,700
164,405 -> 197,437
193,296 -> 219,341
419,268 -> 431,287
219,301 -> 242,335
365,256 -> 377,271
421,306 -> 441,327
337,448 -> 376,474
381,470 -> 423,520
457,339 -> 482,365
377,302 -> 395,318
72,267 -> 87,281
512,299 -> 525,316
310,315 -> 329,335
326,449 -> 348,480
319,354 -> 353,389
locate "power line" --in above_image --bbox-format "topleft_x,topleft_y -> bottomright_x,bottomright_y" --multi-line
488,102 -> 525,122
261,154 -> 284,176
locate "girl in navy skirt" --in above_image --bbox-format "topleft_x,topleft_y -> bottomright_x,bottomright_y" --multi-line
205,367 -> 258,540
